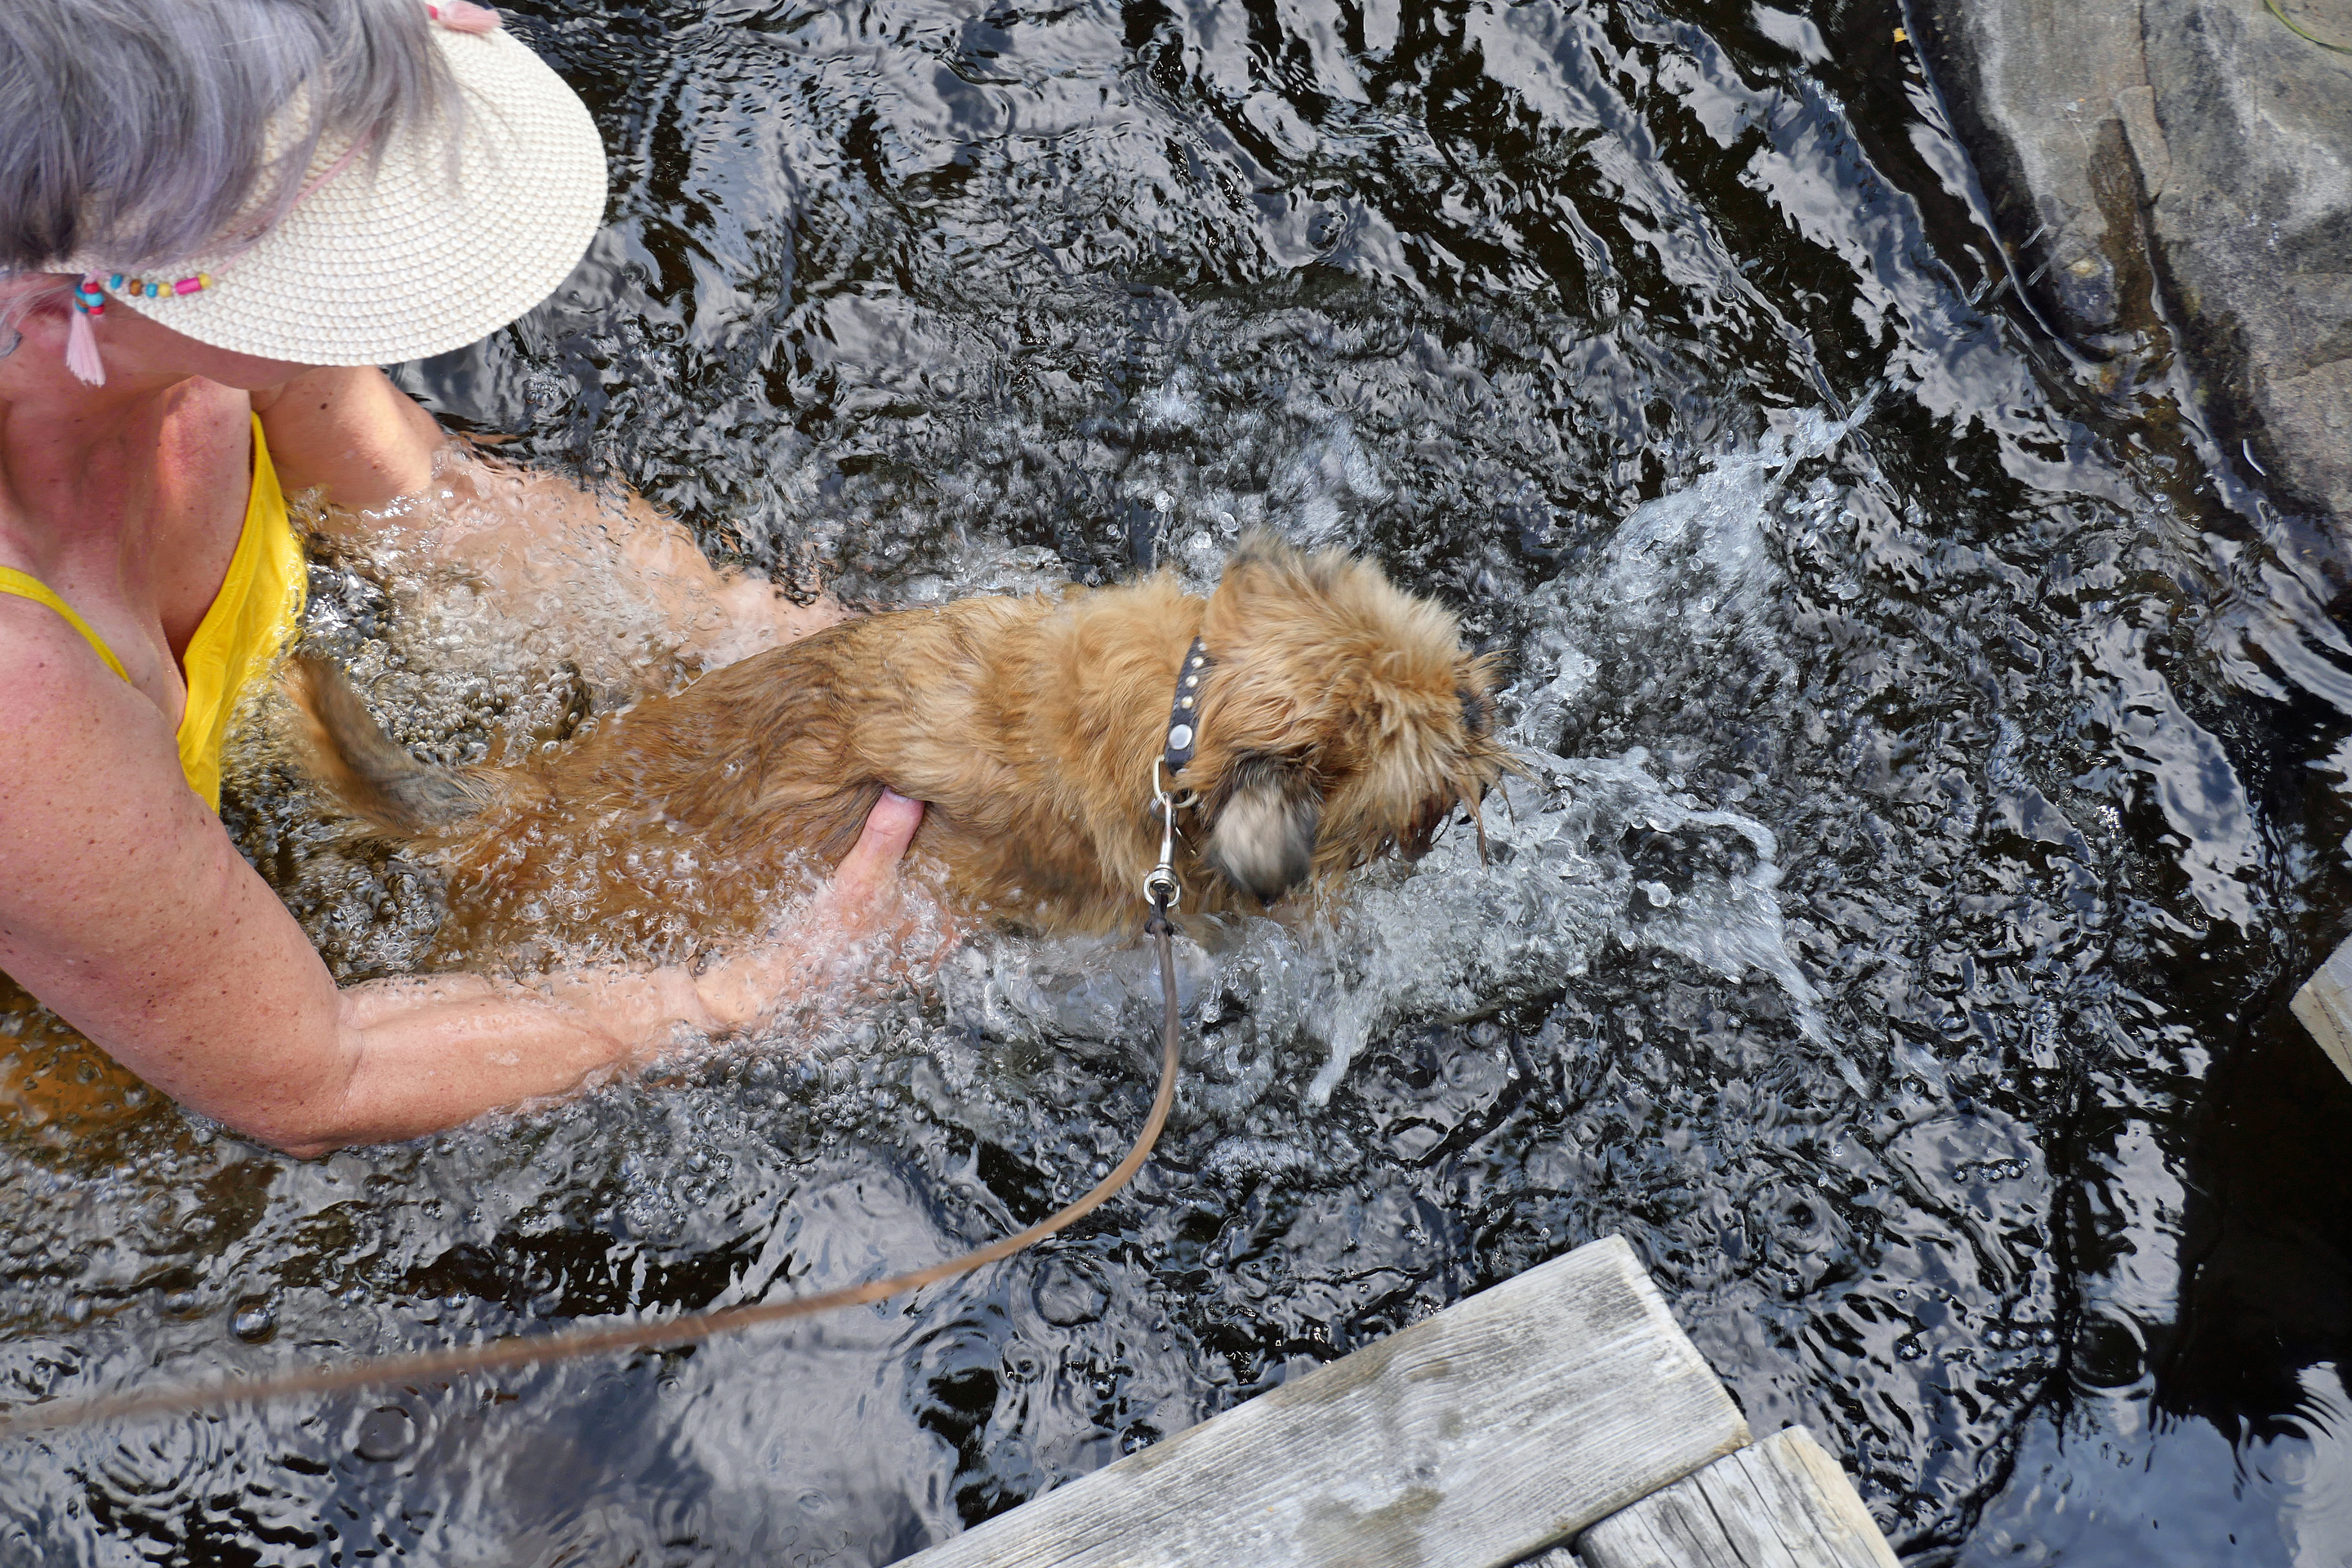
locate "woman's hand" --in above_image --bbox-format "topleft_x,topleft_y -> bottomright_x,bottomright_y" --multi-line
0,624 -> 933,1156
684,791 -> 929,1031
303,791 -> 931,1156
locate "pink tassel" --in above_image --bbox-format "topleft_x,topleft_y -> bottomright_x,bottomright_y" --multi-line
64,300 -> 105,387
427,1 -> 501,33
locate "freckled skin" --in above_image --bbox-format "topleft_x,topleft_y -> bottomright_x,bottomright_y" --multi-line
0,276 -> 922,1155
296,534 -> 1512,955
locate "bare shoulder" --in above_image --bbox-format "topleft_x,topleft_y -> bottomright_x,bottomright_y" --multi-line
0,595 -> 166,766
0,622 -> 344,1132
0,612 -> 226,965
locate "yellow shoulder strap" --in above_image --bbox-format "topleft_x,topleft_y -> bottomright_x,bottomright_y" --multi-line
0,565 -> 132,684
174,415 -> 306,810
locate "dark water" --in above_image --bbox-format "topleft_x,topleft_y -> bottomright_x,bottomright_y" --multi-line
7,0 -> 2352,1561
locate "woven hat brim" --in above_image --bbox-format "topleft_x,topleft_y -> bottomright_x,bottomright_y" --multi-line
105,27 -> 606,367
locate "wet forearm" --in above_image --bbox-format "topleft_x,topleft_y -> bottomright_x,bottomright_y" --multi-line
269,372 -> 839,669
296,962 -> 734,1154
265,767 -> 923,1157
440,479 -> 840,668
287,822 -> 921,1155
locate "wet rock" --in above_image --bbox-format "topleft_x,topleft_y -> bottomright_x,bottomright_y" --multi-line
1919,0 -> 2352,529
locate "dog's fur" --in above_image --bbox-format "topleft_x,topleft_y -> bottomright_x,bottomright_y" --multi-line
288,535 -> 1508,956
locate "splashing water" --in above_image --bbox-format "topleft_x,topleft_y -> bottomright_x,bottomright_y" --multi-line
953,749 -> 1824,1112
8,0 -> 2352,1562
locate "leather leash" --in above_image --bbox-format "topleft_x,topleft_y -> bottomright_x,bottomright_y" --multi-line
0,790 -> 1193,1441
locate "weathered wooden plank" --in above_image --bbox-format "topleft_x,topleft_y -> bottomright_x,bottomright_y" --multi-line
2292,936 -> 2352,1084
1570,1428 -> 1897,1568
893,1235 -> 1748,1568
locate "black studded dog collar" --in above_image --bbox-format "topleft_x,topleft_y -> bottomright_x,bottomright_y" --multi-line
1163,636 -> 1211,776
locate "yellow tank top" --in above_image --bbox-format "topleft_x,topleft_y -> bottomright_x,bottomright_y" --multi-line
0,415 -> 305,811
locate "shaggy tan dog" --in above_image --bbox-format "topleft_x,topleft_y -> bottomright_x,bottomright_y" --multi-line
289,534 -> 1507,959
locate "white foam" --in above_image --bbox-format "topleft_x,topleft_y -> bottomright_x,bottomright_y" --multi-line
939,751 -> 1821,1107
939,429 -> 1842,1104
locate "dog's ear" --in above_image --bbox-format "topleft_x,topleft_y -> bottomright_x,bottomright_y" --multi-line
1458,684 -> 1494,738
1204,752 -> 1322,905
1209,531 -> 1326,615
1223,530 -> 1306,575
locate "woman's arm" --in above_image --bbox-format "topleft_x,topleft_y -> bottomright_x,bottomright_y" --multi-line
247,362 -> 445,509
250,367 -> 836,669
292,793 -> 924,1155
0,612 -> 922,1156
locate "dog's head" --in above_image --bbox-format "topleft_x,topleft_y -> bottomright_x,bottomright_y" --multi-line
1187,533 -> 1509,905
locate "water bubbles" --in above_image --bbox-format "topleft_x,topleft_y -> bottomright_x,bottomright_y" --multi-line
1002,1342 -> 1045,1383
2072,1315 -> 2150,1392
229,1296 -> 278,1345
956,746 -> 1826,1109
352,1406 -> 417,1464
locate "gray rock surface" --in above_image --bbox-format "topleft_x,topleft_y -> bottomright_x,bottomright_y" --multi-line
1920,0 -> 2351,526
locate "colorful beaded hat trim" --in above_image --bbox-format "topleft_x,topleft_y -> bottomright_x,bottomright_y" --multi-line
62,271 -> 212,386
58,0 -> 501,388
101,271 -> 216,302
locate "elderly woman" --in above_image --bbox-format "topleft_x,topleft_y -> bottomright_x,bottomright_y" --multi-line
0,0 -> 922,1156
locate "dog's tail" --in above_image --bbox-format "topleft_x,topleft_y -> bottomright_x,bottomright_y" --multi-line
283,655 -> 505,840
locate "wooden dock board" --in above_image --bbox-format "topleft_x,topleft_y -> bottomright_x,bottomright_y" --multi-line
892,1235 -> 1748,1568
1558,1428 -> 1899,1568
2292,936 -> 2352,1084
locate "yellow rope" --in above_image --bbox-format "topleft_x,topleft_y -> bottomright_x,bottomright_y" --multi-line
2263,0 -> 2352,54
0,926 -> 1187,1438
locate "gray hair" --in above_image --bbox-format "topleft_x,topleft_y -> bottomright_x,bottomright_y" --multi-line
0,0 -> 460,275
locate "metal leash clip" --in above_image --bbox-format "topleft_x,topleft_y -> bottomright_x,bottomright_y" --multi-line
1143,756 -> 1183,918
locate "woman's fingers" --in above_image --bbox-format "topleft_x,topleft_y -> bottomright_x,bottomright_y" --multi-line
821,790 -> 924,922
689,792 -> 929,1031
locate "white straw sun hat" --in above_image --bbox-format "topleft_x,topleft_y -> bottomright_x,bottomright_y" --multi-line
72,4 -> 606,370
